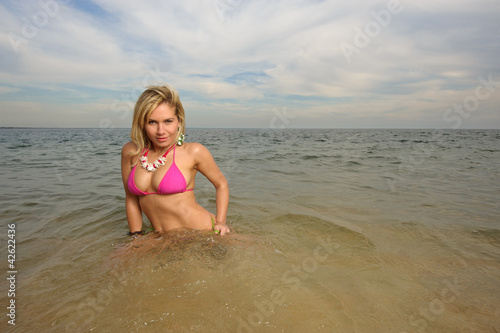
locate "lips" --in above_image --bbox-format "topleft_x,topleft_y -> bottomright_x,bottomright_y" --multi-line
157,137 -> 168,142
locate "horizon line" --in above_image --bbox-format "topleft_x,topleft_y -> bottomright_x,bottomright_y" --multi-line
1,126 -> 500,130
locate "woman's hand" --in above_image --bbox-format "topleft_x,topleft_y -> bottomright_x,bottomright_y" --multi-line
214,223 -> 230,235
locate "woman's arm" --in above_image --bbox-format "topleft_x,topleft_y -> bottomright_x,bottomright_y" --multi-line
192,143 -> 230,234
121,142 -> 143,233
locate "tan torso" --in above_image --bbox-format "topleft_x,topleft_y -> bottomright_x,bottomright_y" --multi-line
130,143 -> 213,231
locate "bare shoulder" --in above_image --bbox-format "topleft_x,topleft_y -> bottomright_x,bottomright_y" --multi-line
182,142 -> 213,164
121,141 -> 138,165
183,142 -> 208,155
122,141 -> 137,155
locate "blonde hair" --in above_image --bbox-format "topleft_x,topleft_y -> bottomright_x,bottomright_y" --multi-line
130,84 -> 186,159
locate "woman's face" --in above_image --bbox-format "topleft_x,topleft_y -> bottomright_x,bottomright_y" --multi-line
145,102 -> 179,150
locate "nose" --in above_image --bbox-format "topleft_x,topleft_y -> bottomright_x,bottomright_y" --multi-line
157,122 -> 166,134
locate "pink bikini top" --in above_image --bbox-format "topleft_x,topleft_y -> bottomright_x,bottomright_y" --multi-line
127,145 -> 193,195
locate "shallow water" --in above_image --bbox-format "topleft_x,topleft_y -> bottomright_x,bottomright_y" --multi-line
1,128 -> 499,332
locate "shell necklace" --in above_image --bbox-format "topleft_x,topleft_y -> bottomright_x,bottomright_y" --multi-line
140,143 -> 176,172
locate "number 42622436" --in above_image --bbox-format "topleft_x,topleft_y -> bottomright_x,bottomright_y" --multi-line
8,224 -> 15,269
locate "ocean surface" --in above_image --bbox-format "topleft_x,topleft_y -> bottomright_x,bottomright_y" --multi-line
0,128 -> 499,332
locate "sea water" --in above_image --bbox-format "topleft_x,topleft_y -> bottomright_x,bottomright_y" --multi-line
0,128 -> 499,332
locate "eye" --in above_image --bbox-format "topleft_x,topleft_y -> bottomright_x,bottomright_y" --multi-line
148,120 -> 156,124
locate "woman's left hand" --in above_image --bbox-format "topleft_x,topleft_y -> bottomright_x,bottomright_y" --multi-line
214,223 -> 230,235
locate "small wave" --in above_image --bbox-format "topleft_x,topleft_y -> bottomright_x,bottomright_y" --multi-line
302,155 -> 321,160
8,144 -> 32,149
472,228 -> 500,248
266,213 -> 374,250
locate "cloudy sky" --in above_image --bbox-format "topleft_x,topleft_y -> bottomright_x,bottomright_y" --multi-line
1,0 -> 499,129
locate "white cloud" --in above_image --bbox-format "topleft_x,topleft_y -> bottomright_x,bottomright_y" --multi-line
0,0 -> 499,128
0,86 -> 21,94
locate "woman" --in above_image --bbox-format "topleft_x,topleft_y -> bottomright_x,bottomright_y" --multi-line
121,84 -> 230,236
